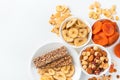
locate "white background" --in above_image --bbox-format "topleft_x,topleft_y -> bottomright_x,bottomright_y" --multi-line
0,0 -> 120,80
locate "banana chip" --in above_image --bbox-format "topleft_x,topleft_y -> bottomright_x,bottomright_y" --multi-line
66,65 -> 75,77
74,37 -> 87,46
38,69 -> 48,75
41,75 -> 54,80
56,5 -> 65,12
38,65 -> 75,80
66,18 -> 77,28
62,30 -> 74,42
48,69 -> 55,75
78,29 -> 88,38
88,1 -> 119,20
68,28 -> 78,38
53,67 -> 61,71
66,77 -> 72,80
49,5 -> 72,35
53,72 -> 66,80
61,65 -> 71,74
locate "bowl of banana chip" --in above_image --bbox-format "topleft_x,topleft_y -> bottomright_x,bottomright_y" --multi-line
60,16 -> 92,48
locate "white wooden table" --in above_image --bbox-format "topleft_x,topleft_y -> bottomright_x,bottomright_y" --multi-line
0,0 -> 120,80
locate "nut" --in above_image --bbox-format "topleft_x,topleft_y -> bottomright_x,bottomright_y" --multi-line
88,55 -> 94,62
101,51 -> 107,56
95,59 -> 100,63
93,46 -> 98,50
100,57 -> 105,61
94,52 -> 99,56
82,60 -> 88,65
82,52 -> 86,56
90,49 -> 95,54
83,56 -> 88,60
91,64 -> 96,69
94,69 -> 100,75
103,63 -> 109,69
80,55 -> 83,60
87,68 -> 93,74
88,63 -> 92,68
86,47 -> 92,51
86,52 -> 90,56
83,65 -> 87,69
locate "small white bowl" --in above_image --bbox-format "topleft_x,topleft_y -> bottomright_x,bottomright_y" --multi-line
79,44 -> 111,77
60,16 -> 92,48
91,18 -> 120,48
30,42 -> 81,80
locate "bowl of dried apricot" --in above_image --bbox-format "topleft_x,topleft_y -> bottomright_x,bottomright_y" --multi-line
79,44 -> 111,77
92,19 -> 119,47
60,16 -> 92,48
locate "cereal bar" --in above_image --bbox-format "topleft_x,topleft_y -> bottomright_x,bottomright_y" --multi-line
33,46 -> 68,68
40,54 -> 72,69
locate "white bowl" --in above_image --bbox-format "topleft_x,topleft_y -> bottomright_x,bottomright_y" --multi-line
60,16 -> 92,48
30,42 -> 81,80
79,44 -> 111,77
91,18 -> 120,48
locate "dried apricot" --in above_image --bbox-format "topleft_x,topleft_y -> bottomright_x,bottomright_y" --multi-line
108,32 -> 119,45
102,19 -> 117,31
102,22 -> 115,36
92,21 -> 102,34
93,32 -> 108,46
114,43 -> 120,58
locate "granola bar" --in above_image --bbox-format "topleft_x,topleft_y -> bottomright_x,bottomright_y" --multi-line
40,54 -> 72,69
33,46 -> 68,68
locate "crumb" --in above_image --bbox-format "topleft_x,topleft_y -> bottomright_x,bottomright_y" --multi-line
115,16 -> 119,21
109,63 -> 117,73
108,75 -> 111,78
117,75 -> 120,78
